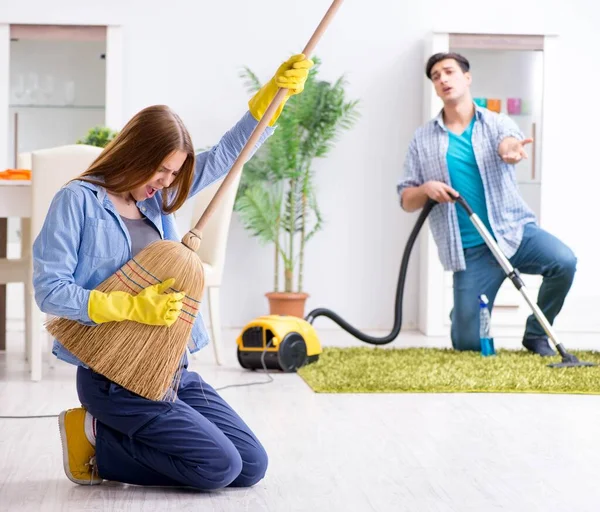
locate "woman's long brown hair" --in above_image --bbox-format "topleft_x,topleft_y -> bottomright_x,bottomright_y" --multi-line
77,105 -> 195,214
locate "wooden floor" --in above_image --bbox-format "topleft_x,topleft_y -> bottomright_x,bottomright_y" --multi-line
1,328 -> 600,511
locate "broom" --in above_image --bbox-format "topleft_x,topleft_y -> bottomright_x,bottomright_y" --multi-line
46,0 -> 346,401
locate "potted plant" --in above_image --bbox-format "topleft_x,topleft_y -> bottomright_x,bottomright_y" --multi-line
77,126 -> 118,148
235,57 -> 359,317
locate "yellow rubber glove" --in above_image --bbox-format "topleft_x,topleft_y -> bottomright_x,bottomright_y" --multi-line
88,278 -> 185,327
248,54 -> 314,126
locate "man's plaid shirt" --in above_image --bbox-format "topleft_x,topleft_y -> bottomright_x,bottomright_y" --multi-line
397,104 -> 537,272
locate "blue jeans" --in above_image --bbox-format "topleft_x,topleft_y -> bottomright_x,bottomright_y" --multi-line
451,222 -> 577,351
76,364 -> 268,490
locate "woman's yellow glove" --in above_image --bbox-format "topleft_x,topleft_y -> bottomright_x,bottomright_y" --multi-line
248,54 -> 314,126
88,278 -> 185,327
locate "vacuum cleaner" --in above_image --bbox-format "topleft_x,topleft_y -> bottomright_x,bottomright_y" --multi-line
236,314 -> 322,372
236,196 -> 595,371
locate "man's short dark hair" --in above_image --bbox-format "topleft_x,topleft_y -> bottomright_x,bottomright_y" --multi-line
425,52 -> 470,79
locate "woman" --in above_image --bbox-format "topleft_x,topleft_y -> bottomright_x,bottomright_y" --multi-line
33,54 -> 313,489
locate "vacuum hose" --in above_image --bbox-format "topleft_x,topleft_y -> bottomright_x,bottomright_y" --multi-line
304,199 -> 437,345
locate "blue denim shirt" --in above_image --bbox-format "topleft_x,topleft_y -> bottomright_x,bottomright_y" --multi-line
33,111 -> 273,367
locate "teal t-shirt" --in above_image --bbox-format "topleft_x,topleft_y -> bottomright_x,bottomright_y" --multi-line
446,117 -> 494,248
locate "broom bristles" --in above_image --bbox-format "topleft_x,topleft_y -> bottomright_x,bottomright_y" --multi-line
46,240 -> 204,401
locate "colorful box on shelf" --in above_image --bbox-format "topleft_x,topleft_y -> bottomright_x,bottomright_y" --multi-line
520,99 -> 531,115
507,98 -> 522,115
486,99 -> 501,113
475,97 -> 532,115
0,169 -> 31,180
474,97 -> 501,112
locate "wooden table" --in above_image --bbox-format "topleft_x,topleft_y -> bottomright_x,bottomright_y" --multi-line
0,180 -> 31,350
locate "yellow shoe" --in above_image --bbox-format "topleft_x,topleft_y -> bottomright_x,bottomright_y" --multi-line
58,408 -> 102,485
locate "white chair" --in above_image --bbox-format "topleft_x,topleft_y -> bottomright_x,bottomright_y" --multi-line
20,144 -> 103,380
189,172 -> 242,365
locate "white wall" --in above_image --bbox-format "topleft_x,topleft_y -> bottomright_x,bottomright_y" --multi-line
1,0 -> 598,334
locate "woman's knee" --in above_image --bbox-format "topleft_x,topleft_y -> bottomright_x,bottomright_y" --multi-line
230,443 -> 269,488
187,441 -> 243,491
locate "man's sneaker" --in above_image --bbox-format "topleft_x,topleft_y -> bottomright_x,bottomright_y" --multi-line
523,336 -> 557,357
58,408 -> 102,485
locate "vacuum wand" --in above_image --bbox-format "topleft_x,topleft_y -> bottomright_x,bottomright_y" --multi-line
452,195 -> 594,368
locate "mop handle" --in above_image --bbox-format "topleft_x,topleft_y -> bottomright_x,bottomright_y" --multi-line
185,0 -> 344,243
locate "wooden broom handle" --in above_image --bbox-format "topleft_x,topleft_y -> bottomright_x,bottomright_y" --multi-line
190,0 -> 344,236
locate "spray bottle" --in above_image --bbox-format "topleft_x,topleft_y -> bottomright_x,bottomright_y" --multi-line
479,294 -> 495,356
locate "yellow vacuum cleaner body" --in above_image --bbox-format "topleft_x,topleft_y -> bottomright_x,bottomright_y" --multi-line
236,315 -> 322,372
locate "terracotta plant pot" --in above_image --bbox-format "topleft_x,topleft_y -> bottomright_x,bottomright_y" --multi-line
266,292 -> 309,318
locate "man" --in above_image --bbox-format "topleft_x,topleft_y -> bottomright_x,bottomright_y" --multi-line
397,52 -> 577,356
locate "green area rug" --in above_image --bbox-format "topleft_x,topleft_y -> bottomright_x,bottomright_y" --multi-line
297,347 -> 600,394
